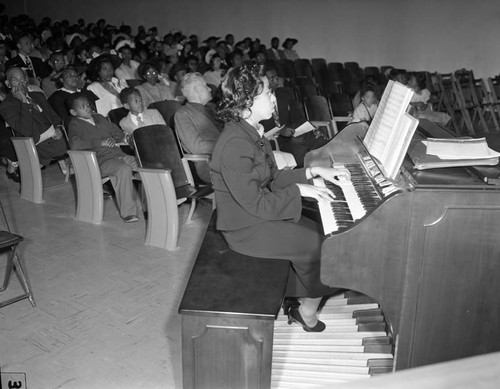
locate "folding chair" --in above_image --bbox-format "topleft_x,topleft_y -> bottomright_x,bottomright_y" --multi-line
487,76 -> 500,131
0,200 -> 35,308
311,58 -> 328,93
275,87 -> 298,126
472,78 -> 499,131
436,73 -> 466,135
296,78 -> 320,101
329,93 -> 354,132
133,125 -> 213,224
454,70 -> 488,133
304,95 -> 337,138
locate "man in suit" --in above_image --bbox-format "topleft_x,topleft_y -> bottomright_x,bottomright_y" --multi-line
265,37 -> 285,61
0,67 -> 67,167
174,72 -> 222,183
6,33 -> 51,86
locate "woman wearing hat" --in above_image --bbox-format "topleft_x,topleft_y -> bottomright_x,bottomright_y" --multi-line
283,38 -> 300,61
114,40 -> 139,83
86,53 -> 126,117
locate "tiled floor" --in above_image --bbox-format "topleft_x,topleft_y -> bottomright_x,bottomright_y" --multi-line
0,164 -> 213,388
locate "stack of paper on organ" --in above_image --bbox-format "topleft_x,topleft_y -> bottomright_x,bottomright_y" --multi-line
409,137 -> 500,170
363,80 -> 419,180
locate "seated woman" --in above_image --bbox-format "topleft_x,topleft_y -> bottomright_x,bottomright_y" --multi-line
114,40 -> 140,84
86,54 -> 126,117
135,60 -> 175,108
407,72 -> 451,126
203,54 -> 226,88
210,64 -> 350,332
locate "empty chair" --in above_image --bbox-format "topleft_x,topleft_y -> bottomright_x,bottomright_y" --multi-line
0,200 -> 35,308
275,59 -> 295,84
133,125 -> 213,224
311,58 -> 329,94
126,79 -> 142,88
108,107 -> 129,126
148,100 -> 182,128
329,93 -> 354,117
344,61 -> 364,80
296,77 -> 320,100
304,95 -> 337,138
293,59 -> 314,80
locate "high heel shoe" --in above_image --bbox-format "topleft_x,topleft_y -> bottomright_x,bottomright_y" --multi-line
282,297 -> 300,316
6,169 -> 20,183
287,306 -> 325,332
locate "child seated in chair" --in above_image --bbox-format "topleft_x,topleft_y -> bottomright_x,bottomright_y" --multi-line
350,84 -> 378,127
67,92 -> 141,223
119,87 -> 166,139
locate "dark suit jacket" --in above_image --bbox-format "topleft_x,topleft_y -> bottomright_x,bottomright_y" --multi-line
266,48 -> 286,61
210,119 -> 307,231
0,91 -> 67,165
6,55 -> 52,79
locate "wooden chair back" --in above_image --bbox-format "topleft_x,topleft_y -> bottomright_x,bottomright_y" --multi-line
148,100 -> 182,128
11,137 -> 44,204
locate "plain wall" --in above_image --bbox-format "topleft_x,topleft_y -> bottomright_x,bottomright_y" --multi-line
3,0 -> 499,78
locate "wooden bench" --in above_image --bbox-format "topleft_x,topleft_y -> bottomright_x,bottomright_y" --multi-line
179,212 -> 291,389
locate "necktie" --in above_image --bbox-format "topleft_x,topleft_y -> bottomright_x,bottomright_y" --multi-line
136,114 -> 144,127
272,100 -> 281,127
24,56 -> 36,79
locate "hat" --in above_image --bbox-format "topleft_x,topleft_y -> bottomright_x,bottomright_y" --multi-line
115,39 -> 136,52
282,38 -> 298,48
203,36 -> 220,44
52,65 -> 87,81
86,53 -> 122,80
65,33 -> 85,47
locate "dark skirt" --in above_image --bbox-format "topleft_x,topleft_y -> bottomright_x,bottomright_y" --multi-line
222,216 -> 337,298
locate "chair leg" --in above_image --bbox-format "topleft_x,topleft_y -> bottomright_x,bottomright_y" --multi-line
186,199 -> 196,224
13,252 -> 36,307
0,245 -> 35,308
0,246 -> 15,292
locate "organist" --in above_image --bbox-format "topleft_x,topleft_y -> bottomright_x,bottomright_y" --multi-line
210,64 -> 350,332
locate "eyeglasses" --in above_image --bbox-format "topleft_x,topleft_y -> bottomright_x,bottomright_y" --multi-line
145,70 -> 158,76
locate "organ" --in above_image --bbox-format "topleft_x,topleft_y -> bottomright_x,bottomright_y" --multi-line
304,119 -> 500,370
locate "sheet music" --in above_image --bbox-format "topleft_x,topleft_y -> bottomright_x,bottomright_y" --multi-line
363,80 -> 415,179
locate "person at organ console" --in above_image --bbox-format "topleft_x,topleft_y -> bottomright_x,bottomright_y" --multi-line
210,64 -> 350,332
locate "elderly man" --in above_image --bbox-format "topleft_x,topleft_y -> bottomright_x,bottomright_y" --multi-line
0,67 -> 67,167
174,72 -> 222,183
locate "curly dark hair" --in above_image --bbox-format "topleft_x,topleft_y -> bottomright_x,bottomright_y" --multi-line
216,64 -> 264,123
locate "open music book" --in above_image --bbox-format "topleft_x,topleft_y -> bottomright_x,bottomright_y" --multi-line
263,122 -> 316,140
363,80 -> 419,180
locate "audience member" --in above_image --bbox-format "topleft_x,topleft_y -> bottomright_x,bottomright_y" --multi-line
203,54 -> 225,87
0,67 -> 67,167
48,66 -> 98,122
174,72 -> 222,183
118,87 -> 166,137
6,32 -> 52,86
350,84 -> 378,125
41,51 -> 67,97
86,54 -> 126,116
408,72 -> 451,126
136,60 -> 175,108
114,40 -> 139,83
67,92 -> 140,223
282,38 -> 300,61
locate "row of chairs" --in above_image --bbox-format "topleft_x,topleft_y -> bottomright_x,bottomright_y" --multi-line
272,58 -> 390,99
427,70 -> 500,135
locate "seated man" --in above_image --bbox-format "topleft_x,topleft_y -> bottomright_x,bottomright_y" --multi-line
119,87 -> 166,138
67,92 -> 140,223
6,32 -> 51,86
174,72 -> 222,183
0,67 -> 67,167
